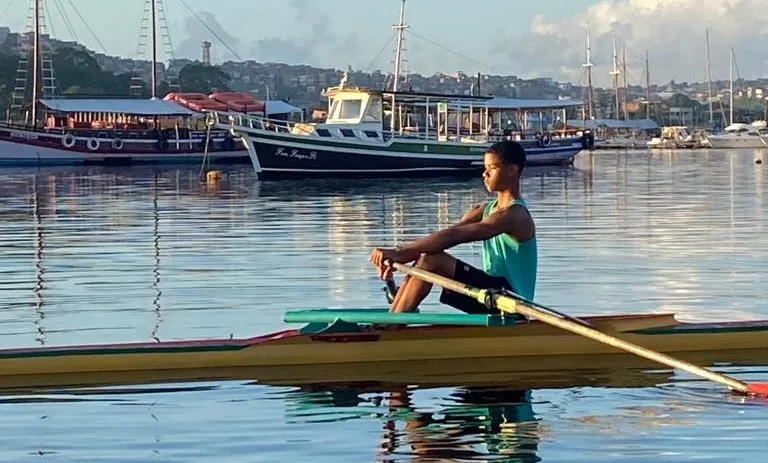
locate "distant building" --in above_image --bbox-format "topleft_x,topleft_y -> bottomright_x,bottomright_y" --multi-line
202,41 -> 211,66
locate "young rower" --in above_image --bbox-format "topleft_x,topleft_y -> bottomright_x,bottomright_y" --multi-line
369,140 -> 537,314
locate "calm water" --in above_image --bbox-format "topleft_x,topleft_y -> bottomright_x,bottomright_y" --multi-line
1,149 -> 767,461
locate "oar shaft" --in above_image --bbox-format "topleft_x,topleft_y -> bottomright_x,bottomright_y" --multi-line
494,296 -> 749,392
392,263 -> 750,394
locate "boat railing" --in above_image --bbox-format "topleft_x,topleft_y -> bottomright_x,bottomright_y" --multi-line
218,112 -> 586,148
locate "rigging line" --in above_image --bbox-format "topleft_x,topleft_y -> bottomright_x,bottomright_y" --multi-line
63,0 -> 108,53
42,0 -> 56,38
175,0 -> 242,61
51,0 -> 78,41
406,29 -> 502,74
0,0 -> 18,21
158,0 -> 176,59
365,34 -> 395,72
732,48 -> 742,82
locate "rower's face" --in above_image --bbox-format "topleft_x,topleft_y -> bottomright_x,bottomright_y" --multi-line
483,152 -> 517,192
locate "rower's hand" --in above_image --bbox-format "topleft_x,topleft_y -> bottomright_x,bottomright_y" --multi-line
369,248 -> 416,280
369,248 -> 395,280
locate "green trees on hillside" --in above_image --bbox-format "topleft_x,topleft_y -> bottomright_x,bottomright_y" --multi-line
178,63 -> 230,93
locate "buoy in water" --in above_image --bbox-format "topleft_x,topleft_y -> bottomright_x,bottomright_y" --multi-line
206,170 -> 222,182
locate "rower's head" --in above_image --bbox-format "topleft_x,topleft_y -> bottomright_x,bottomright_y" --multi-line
483,140 -> 526,192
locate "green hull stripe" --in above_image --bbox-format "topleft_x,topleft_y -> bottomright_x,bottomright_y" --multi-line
284,309 -> 518,326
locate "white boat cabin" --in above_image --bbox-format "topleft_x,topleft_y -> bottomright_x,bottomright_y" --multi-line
283,85 -> 583,144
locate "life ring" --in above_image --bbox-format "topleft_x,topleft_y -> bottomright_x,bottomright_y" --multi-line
538,132 -> 552,148
112,138 -> 124,150
87,138 -> 100,151
62,133 -> 76,148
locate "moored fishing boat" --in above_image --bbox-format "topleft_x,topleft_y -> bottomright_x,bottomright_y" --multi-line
216,86 -> 588,178
1,309 -> 768,391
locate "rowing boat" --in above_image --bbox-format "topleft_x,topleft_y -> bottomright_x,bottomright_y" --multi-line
1,309 -> 767,391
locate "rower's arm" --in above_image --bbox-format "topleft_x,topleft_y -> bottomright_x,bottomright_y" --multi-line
398,208 -> 521,255
454,204 -> 484,226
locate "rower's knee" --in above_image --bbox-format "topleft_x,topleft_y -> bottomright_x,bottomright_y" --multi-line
415,252 -> 454,275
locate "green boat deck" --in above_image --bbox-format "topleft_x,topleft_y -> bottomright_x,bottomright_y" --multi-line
284,308 -> 521,334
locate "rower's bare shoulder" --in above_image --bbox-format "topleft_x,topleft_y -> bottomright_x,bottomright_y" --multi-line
491,205 -> 534,238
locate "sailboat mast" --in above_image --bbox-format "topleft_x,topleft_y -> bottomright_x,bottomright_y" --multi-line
150,0 -> 158,98
610,39 -> 620,119
582,25 -> 594,119
645,51 -> 651,119
622,43 -> 628,121
392,0 -> 407,92
706,29 -> 713,124
31,0 -> 40,125
729,47 -> 734,125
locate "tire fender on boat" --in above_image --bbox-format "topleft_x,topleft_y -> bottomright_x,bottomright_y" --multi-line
112,138 -> 124,150
538,132 -> 552,148
87,138 -> 100,151
62,133 -> 76,148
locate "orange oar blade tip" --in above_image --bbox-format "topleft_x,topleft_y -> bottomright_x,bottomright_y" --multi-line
745,383 -> 768,397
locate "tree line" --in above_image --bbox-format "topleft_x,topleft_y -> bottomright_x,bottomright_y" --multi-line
0,46 -> 233,114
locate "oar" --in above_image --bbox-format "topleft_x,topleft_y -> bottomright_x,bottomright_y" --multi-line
390,262 -> 768,397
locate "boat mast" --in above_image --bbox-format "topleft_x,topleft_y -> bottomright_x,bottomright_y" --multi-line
392,0 -> 407,92
729,47 -> 734,125
610,39 -> 621,119
150,0 -> 158,98
645,51 -> 651,119
31,0 -> 40,125
582,25 -> 594,119
706,29 -> 713,124
622,43 -> 628,121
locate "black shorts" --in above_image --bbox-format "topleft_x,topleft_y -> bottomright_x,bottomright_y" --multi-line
439,259 -> 512,314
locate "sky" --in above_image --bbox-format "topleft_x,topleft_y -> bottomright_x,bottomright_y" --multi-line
1,0 -> 767,88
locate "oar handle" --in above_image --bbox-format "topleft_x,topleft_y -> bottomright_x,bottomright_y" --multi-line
391,262 -> 752,394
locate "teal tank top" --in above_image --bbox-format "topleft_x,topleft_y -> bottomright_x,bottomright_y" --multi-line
481,199 -> 537,301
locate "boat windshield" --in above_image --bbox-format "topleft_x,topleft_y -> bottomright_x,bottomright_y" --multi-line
361,97 -> 382,122
329,99 -> 363,120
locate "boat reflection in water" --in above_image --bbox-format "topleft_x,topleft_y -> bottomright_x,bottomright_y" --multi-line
283,383 -> 542,462
378,387 -> 541,462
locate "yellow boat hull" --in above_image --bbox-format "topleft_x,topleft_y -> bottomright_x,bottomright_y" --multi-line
0,313 -> 767,392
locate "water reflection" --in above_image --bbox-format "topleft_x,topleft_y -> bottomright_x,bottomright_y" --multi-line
379,387 -> 540,463
285,384 -> 542,463
151,174 -> 163,342
31,174 -> 47,345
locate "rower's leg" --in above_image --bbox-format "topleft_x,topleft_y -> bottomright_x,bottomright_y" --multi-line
390,252 -> 456,313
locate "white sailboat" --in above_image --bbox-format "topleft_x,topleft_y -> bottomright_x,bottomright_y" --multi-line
705,47 -> 768,149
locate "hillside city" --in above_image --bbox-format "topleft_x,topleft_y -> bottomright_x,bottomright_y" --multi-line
3,26 -> 768,127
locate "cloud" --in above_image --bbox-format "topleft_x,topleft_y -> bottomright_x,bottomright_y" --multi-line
250,0 -> 360,67
490,0 -> 768,86
174,12 -> 242,62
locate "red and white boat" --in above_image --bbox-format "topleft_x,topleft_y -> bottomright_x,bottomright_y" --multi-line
0,3 -> 265,167
0,97 -> 249,166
